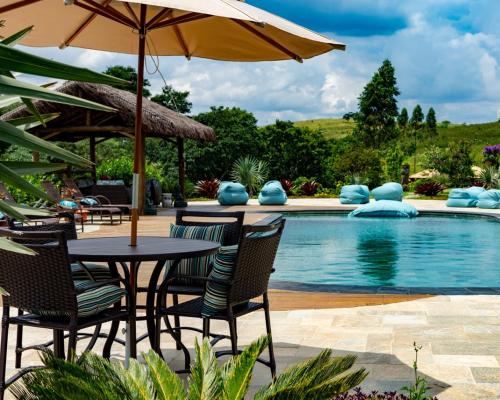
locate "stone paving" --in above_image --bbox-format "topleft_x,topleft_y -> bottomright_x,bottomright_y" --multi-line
5,295 -> 500,399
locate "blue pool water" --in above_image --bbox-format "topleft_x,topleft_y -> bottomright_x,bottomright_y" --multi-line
272,213 -> 500,289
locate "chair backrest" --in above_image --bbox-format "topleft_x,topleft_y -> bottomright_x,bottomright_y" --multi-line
9,212 -> 77,241
0,230 -> 78,315
228,218 -> 286,305
0,182 -> 15,202
41,181 -> 61,202
92,185 -> 130,204
175,210 -> 245,246
63,178 -> 84,199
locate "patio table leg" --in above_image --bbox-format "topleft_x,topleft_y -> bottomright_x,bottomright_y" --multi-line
125,261 -> 138,366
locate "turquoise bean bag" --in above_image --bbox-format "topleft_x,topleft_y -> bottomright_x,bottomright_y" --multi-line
349,200 -> 418,218
477,189 -> 500,209
258,181 -> 287,205
217,182 -> 249,206
340,185 -> 370,204
372,182 -> 403,201
446,188 -> 483,207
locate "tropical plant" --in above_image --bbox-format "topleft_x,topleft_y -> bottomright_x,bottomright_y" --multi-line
96,155 -> 162,186
279,179 -> 294,195
414,180 -> 445,197
401,343 -> 433,400
478,166 -> 500,189
300,180 -> 319,196
0,24 -> 125,252
335,387 -> 438,399
195,179 -> 220,198
12,336 -> 367,400
230,156 -> 268,196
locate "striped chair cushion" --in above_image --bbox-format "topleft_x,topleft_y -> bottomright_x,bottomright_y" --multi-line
71,262 -> 113,281
167,224 -> 225,285
201,245 -> 238,317
32,282 -> 125,319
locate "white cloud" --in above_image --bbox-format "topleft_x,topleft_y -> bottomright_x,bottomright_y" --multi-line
76,49 -> 114,69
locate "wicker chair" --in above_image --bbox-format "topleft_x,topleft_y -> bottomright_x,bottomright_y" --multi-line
7,213 -> 119,369
156,218 -> 285,376
0,230 -> 129,399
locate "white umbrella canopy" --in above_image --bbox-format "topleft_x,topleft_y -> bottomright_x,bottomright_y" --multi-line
0,0 -> 346,246
0,0 -> 345,60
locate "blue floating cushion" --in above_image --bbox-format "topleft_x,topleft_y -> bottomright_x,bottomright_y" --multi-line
349,200 -> 419,218
340,185 -> 370,204
218,182 -> 249,206
477,189 -> 500,209
59,200 -> 79,209
80,197 -> 98,206
466,186 -> 486,199
258,180 -> 287,205
447,188 -> 477,207
0,211 -> 4,220
372,182 -> 403,201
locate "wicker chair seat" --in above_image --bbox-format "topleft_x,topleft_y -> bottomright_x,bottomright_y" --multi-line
30,282 -> 125,319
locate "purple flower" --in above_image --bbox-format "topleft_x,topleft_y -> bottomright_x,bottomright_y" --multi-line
483,144 -> 500,155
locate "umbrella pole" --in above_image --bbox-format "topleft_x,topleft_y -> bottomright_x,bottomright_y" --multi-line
131,4 -> 147,247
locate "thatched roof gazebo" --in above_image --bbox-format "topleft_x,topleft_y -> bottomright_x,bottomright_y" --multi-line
2,81 -> 215,203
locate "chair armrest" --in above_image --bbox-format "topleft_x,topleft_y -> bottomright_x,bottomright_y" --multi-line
167,274 -> 233,286
93,195 -> 111,205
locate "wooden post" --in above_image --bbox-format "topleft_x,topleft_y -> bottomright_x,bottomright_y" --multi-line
89,137 -> 96,181
130,4 -> 147,247
31,151 -> 40,162
177,137 -> 185,198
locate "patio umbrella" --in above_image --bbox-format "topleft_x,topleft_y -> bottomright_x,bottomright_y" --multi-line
0,0 -> 346,245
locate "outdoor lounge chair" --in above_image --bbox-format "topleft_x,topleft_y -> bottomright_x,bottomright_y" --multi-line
65,178 -> 133,219
6,212 -> 120,369
0,230 -> 129,399
42,181 -> 123,225
153,219 -> 286,375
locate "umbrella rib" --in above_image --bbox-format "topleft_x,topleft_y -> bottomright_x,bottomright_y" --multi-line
172,25 -> 191,60
0,0 -> 42,14
232,19 -> 303,62
73,0 -> 131,28
123,2 -> 141,29
76,0 -> 136,28
148,13 -> 212,30
60,0 -> 113,48
145,8 -> 173,29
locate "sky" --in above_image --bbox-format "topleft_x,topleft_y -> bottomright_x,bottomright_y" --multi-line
21,0 -> 500,125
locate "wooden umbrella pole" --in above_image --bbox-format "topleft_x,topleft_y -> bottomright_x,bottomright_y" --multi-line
130,4 -> 147,247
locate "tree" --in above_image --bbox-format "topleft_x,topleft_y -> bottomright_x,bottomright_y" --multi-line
409,104 -> 424,172
386,145 -> 405,182
332,146 -> 384,188
355,59 -> 400,148
151,84 -> 192,114
425,107 -> 437,136
422,141 -> 473,186
103,65 -> 151,97
257,120 -> 332,184
188,107 -> 261,180
397,107 -> 409,129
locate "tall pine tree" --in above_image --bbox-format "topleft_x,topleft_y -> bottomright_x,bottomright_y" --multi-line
355,59 -> 400,148
397,107 -> 409,128
410,104 -> 424,172
425,107 -> 437,136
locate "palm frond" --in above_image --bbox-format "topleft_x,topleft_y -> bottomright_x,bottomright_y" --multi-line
6,113 -> 60,130
222,335 -> 269,400
0,26 -> 33,46
143,350 -> 186,400
0,162 -> 52,202
119,358 -> 155,400
188,338 -> 224,400
0,161 -> 67,175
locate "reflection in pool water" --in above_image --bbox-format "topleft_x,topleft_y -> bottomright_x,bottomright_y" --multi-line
272,213 -> 500,288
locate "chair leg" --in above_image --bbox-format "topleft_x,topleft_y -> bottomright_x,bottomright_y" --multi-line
103,320 -> 120,359
0,305 -> 10,400
15,310 -> 23,368
263,294 -> 276,378
53,330 -> 65,359
228,318 -> 238,356
67,328 -> 77,361
202,318 -> 210,338
172,294 -> 181,350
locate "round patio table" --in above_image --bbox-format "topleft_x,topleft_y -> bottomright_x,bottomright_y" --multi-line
67,236 -> 220,363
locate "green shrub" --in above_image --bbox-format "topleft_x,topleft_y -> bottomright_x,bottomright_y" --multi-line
96,156 -> 164,187
332,147 -> 384,189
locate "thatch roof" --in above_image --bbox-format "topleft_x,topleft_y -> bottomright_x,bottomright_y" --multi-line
2,81 -> 215,142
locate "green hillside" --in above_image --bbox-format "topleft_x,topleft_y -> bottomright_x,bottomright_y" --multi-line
295,118 -> 500,166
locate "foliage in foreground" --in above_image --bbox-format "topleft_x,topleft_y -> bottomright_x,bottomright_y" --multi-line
12,336 -> 367,400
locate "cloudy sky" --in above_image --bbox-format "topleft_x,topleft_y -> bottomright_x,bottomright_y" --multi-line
24,0 -> 500,125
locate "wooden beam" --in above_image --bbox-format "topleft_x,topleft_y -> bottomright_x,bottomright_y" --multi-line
177,137 -> 185,198
38,125 -> 134,134
80,0 -> 136,27
231,19 -> 303,62
42,131 -> 62,140
89,137 -> 96,180
123,2 -> 140,28
149,12 -> 211,30
60,0 -> 113,48
0,0 -> 41,13
145,8 -> 172,29
173,25 -> 191,59
73,0 -> 134,28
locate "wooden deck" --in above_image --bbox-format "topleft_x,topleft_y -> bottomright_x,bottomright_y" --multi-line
80,214 -> 430,311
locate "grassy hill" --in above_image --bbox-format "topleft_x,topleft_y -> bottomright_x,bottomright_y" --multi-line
295,118 -> 500,167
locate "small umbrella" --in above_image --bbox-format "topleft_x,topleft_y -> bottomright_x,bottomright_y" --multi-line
0,0 -> 346,245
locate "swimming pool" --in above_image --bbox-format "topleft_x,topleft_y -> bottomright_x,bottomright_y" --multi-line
272,212 -> 500,292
